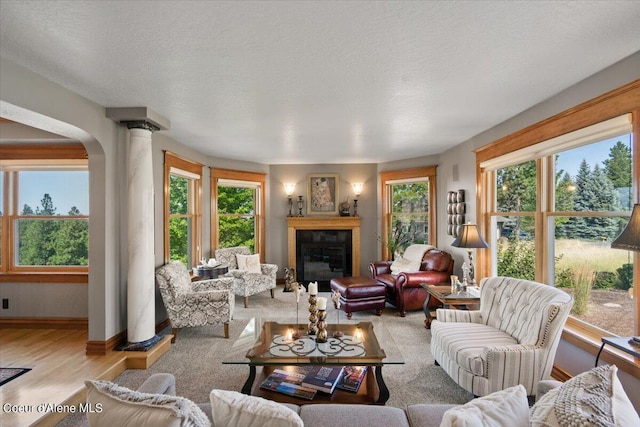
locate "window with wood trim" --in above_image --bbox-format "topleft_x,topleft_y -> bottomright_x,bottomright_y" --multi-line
163,152 -> 202,268
0,144 -> 89,279
211,168 -> 265,259
379,166 -> 437,260
476,81 -> 640,340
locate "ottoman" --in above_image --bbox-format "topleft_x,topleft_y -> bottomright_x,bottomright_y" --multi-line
329,276 -> 386,319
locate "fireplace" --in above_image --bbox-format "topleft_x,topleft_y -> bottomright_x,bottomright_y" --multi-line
286,217 -> 361,292
297,230 -> 352,290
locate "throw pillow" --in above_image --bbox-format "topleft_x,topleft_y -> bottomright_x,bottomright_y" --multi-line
210,389 -> 303,427
440,384 -> 529,427
85,380 -> 210,427
530,364 -> 640,427
236,253 -> 262,274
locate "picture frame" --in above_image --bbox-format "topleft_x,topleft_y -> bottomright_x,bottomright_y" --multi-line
307,173 -> 339,215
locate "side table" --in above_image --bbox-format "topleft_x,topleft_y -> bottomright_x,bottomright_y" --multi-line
595,336 -> 640,367
193,265 -> 229,280
420,284 -> 480,329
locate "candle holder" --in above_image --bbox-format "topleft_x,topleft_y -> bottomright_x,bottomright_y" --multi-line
308,294 -> 318,335
316,309 -> 328,343
297,195 -> 304,217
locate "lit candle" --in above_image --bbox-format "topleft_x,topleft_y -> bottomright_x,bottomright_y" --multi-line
308,282 -> 318,295
354,326 -> 363,343
317,297 -> 327,310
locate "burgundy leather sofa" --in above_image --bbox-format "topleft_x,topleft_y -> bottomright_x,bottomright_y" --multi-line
369,248 -> 454,317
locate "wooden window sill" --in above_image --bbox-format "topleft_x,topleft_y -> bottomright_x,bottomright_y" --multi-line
562,323 -> 640,378
0,272 -> 88,283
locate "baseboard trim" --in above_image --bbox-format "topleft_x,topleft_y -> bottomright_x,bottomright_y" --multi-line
551,365 -> 572,382
86,330 -> 126,355
0,317 -> 88,329
85,318 -> 173,356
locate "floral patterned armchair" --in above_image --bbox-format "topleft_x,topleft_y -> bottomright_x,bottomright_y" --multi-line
214,246 -> 278,308
156,261 -> 234,342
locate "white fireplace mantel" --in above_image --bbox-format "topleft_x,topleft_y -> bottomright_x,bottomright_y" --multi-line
286,217 -> 361,277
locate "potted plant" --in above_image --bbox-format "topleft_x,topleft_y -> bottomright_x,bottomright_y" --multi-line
375,222 -> 415,260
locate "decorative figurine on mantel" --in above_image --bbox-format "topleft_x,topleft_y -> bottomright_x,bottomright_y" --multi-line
339,197 -> 351,216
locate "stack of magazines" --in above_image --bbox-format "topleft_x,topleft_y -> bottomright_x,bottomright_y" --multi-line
260,365 -> 368,400
259,366 -> 317,400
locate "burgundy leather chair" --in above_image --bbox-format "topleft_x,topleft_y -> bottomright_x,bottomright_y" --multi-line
369,249 -> 454,317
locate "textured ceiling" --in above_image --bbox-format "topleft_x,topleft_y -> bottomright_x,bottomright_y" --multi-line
1,1 -> 639,164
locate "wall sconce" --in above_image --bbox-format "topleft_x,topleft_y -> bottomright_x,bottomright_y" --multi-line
284,183 -> 296,217
352,183 -> 363,217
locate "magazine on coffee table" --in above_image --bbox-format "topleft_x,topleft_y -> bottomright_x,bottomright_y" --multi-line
336,366 -> 367,393
301,365 -> 345,394
259,367 -> 317,400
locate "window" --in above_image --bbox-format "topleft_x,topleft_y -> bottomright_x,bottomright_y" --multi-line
211,168 -> 265,257
484,125 -> 634,336
0,144 -> 89,281
163,152 -> 202,268
380,166 -> 437,259
477,81 -> 639,342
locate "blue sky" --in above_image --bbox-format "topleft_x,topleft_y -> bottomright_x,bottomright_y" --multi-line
17,171 -> 89,214
556,134 -> 632,177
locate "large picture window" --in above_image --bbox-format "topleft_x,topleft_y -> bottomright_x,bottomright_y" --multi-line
484,125 -> 634,337
477,81 -> 639,347
211,168 -> 265,258
0,144 -> 89,281
379,166 -> 437,259
163,152 -> 202,268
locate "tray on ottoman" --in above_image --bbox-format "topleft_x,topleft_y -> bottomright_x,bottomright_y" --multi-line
330,277 -> 386,319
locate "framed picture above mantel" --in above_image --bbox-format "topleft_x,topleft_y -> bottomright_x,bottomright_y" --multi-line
307,173 -> 339,216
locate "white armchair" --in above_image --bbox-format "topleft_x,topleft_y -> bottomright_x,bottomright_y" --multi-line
214,246 -> 278,308
430,276 -> 573,397
156,261 -> 234,342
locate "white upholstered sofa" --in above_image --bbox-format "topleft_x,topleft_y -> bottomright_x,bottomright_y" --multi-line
430,276 -> 573,397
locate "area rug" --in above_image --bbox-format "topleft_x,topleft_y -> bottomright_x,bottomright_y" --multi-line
0,367 -> 31,386
56,291 -> 472,426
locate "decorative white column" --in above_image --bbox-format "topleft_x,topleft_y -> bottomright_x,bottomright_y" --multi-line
106,107 -> 170,351
125,122 -> 158,346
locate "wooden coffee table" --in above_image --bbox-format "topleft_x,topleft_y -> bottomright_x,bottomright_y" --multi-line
421,284 -> 480,329
222,318 -> 404,405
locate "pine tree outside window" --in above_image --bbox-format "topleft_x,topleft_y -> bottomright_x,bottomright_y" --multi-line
482,114 -> 635,337
0,144 -> 89,278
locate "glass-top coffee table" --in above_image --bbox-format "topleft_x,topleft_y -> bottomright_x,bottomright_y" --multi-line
222,317 -> 404,404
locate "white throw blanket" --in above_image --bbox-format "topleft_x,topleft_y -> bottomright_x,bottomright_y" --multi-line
390,244 -> 435,274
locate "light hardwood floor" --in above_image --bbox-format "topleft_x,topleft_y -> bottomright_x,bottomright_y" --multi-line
0,329 -> 171,427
